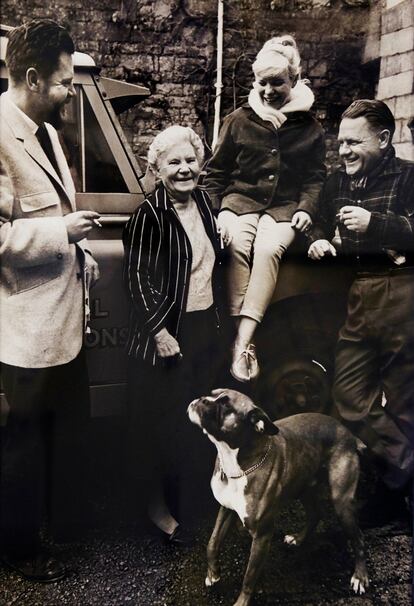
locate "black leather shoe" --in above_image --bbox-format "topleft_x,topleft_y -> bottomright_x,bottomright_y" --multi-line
2,553 -> 66,583
168,524 -> 194,546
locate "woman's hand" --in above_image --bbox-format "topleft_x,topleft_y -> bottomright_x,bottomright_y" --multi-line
291,211 -> 312,232
216,211 -> 234,247
154,327 -> 181,358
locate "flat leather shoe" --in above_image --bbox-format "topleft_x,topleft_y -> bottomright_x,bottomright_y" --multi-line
168,525 -> 194,546
2,553 -> 66,583
246,343 -> 259,379
231,343 -> 260,382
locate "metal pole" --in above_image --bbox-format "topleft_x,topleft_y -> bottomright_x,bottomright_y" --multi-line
212,0 -> 224,151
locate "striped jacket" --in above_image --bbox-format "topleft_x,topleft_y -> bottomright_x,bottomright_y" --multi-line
122,183 -> 221,366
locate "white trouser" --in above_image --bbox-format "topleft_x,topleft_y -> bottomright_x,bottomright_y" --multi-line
220,212 -> 295,322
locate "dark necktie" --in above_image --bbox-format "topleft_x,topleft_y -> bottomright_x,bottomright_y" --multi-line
36,123 -> 61,180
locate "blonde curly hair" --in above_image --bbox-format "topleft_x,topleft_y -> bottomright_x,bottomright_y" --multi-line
253,34 -> 301,81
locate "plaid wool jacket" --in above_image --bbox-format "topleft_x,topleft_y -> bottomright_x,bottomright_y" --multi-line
309,148 -> 414,262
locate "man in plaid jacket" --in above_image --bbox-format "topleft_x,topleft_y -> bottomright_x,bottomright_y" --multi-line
308,99 -> 414,529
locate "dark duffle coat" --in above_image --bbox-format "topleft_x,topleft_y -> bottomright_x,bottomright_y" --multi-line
203,105 -> 326,222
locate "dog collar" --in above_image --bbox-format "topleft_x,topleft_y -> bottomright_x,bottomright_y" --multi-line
220,440 -> 273,481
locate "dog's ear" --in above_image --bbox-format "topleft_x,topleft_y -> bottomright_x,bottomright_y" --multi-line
249,408 -> 279,435
210,390 -> 230,404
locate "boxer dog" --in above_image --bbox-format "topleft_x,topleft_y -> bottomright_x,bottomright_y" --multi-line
188,389 -> 368,606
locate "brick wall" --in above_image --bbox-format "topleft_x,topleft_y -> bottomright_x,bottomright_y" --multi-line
1,0 -> 376,170
375,0 -> 414,160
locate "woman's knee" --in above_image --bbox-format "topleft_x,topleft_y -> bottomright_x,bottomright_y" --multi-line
229,232 -> 254,259
254,239 -> 287,261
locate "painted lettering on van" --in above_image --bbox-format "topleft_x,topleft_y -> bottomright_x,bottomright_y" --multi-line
86,326 -> 128,349
91,298 -> 109,319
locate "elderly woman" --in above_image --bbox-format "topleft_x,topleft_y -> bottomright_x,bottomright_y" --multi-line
123,126 -> 221,543
204,35 -> 326,382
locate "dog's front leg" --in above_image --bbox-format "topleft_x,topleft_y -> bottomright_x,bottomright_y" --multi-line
233,531 -> 273,606
206,506 -> 235,587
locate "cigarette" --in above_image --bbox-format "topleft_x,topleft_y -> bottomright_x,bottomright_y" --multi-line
93,218 -> 102,227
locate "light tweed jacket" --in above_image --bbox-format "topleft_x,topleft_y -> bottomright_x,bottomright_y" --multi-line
0,93 -> 94,368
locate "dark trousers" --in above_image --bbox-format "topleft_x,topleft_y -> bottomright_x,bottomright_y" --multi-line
333,270 -> 414,489
127,307 -> 220,523
0,349 -> 90,557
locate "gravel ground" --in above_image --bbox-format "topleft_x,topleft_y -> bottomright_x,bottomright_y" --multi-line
1,502 -> 412,606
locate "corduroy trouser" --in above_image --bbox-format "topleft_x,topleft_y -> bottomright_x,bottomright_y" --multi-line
333,268 -> 414,489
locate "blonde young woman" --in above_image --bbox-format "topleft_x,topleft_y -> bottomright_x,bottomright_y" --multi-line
204,35 -> 326,382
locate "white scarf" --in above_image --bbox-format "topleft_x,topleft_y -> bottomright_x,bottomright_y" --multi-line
248,80 -> 315,130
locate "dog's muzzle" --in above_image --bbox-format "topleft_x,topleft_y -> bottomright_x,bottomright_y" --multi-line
187,399 -> 202,426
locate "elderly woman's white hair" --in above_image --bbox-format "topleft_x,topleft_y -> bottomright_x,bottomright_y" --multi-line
147,125 -> 205,171
253,34 -> 301,81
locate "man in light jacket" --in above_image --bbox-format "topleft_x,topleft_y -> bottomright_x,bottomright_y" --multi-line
0,19 -> 99,582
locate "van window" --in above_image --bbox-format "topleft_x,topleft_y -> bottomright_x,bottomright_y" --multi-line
61,86 -> 128,194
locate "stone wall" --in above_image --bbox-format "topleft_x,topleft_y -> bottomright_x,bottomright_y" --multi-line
1,0 -> 376,170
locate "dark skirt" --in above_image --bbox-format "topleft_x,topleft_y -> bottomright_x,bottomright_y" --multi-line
126,306 -> 220,521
